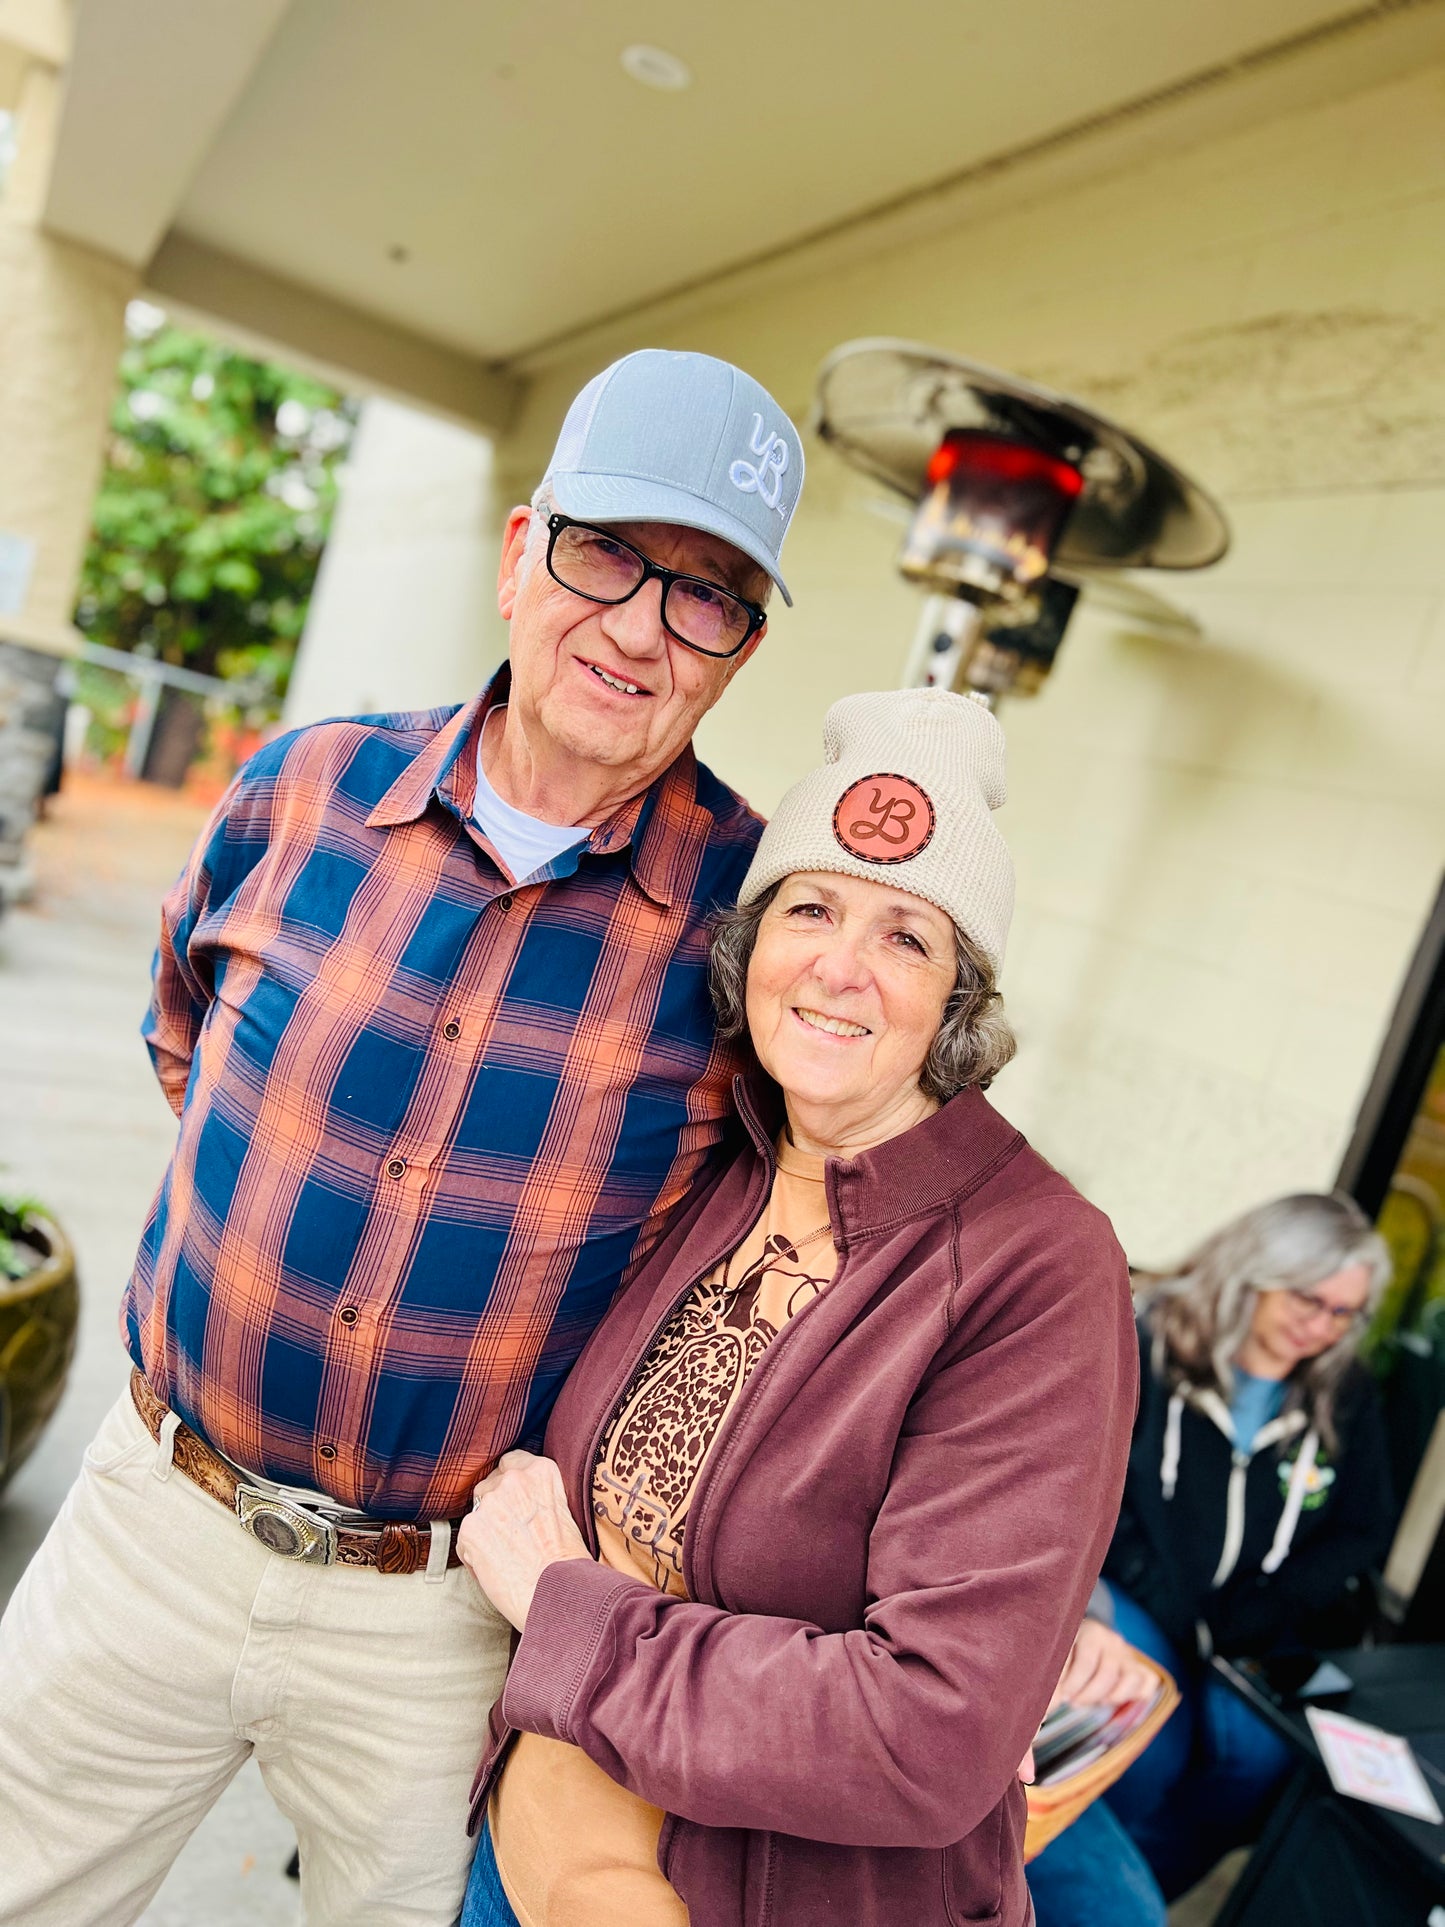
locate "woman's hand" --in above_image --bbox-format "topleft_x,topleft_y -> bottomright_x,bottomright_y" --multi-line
1047,1618 -> 1157,1712
456,1450 -> 593,1633
1018,1619 -> 1158,1783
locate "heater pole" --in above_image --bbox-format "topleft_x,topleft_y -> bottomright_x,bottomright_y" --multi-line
902,594 -> 985,694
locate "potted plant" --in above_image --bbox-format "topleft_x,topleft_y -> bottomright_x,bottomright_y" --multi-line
0,1195 -> 79,1495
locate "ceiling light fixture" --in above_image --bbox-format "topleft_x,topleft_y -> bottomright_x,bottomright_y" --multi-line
620,43 -> 692,91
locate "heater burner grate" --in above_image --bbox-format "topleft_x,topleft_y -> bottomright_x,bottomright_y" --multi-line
815,338 -> 1228,575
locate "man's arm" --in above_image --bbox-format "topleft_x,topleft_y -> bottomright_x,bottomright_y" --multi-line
141,761 -> 272,1115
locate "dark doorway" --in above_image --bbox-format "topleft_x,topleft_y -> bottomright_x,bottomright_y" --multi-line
1336,875 -> 1445,1638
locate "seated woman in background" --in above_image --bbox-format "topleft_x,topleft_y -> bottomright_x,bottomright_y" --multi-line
1100,1192 -> 1395,1900
454,689 -> 1137,1927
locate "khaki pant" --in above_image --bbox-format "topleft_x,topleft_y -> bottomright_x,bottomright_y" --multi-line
0,1391 -> 512,1926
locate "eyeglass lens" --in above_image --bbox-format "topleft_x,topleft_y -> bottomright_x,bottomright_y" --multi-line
1287,1288 -> 1362,1327
550,523 -> 753,656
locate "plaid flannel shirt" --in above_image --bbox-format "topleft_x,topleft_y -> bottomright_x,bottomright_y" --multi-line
127,672 -> 761,1519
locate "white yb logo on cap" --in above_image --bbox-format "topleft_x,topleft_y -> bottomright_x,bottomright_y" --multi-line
729,413 -> 790,516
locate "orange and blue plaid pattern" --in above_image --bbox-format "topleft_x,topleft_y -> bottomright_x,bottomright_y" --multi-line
127,673 -> 760,1519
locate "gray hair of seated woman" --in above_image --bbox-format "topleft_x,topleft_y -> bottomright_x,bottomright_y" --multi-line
708,880 -> 1016,1104
1138,1193 -> 1390,1452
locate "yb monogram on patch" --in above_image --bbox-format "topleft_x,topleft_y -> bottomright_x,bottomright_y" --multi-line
832,774 -> 936,864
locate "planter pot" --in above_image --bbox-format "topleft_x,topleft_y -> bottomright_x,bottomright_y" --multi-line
0,1215 -> 79,1495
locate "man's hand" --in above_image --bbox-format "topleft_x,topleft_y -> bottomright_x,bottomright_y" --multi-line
456,1450 -> 593,1633
1047,1618 -> 1157,1713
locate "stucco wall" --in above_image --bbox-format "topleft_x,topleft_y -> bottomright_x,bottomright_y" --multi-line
491,60 -> 1445,1263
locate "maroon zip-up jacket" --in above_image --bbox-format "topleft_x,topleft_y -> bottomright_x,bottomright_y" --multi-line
470,1077 -> 1136,1927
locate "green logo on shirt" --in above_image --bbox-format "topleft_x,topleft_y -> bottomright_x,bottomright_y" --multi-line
1278,1445 -> 1335,1510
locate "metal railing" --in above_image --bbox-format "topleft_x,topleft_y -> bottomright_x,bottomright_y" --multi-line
73,640 -> 270,779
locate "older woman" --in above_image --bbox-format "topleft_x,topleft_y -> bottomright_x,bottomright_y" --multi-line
456,689 -> 1137,1927
1099,1193 -> 1394,1899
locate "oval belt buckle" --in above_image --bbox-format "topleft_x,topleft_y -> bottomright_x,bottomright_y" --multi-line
236,1488 -> 338,1564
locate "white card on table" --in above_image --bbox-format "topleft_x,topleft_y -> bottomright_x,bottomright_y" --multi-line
1305,1707 -> 1443,1824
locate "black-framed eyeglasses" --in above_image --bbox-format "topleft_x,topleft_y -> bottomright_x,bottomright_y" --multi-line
545,515 -> 766,660
1282,1287 -> 1368,1334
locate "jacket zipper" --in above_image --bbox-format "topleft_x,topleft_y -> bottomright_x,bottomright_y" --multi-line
1175,1389 -> 1308,1590
575,1137 -> 845,1918
1211,1451 -> 1251,1588
471,1160 -> 778,1828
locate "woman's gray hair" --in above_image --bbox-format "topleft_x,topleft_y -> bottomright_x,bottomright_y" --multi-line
708,880 -> 1016,1103
1139,1193 -> 1390,1452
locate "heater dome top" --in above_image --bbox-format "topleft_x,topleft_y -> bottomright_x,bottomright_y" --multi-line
813,337 -> 1228,573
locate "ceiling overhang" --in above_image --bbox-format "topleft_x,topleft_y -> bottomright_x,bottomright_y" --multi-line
28,0 -> 1445,439
42,0 -> 293,267
145,232 -> 522,434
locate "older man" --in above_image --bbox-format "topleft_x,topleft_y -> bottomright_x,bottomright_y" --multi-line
0,351 -> 803,1926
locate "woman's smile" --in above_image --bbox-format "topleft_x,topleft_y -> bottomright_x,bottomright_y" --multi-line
790,1006 -> 872,1040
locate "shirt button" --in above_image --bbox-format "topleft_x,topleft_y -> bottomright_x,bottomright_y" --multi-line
319,1443 -> 337,1461
385,1157 -> 407,1179
496,893 -> 514,911
338,1305 -> 358,1326
442,1019 -> 461,1040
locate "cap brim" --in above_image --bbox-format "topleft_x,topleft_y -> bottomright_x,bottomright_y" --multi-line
550,473 -> 793,607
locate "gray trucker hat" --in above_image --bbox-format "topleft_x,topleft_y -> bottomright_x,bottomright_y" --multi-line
541,349 -> 804,605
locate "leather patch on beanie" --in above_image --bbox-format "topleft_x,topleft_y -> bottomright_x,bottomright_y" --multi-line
832,774 -> 936,864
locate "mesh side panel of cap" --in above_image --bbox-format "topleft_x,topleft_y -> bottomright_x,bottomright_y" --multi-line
543,365 -> 615,482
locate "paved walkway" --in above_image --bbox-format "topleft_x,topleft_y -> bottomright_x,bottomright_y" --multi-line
0,775 -> 299,1924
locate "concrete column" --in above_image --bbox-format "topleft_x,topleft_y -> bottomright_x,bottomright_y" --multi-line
283,397 -> 502,727
0,46 -> 136,893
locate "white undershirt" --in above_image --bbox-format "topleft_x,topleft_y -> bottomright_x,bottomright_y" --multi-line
473,709 -> 588,885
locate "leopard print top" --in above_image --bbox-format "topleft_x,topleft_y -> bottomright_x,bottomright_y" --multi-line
591,1134 -> 836,1595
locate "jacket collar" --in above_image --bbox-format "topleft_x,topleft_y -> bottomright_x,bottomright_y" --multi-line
365,664 -> 705,909
732,1073 -> 1025,1239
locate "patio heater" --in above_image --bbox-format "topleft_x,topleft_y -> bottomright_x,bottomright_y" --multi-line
813,339 -> 1230,705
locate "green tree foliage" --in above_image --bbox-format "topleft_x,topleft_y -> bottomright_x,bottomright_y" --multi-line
76,307 -> 355,696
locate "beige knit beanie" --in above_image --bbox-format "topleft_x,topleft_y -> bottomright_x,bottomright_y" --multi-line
738,688 -> 1015,971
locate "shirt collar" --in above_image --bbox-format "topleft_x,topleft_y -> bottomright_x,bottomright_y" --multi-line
365,664 -> 705,910
365,689 -> 490,832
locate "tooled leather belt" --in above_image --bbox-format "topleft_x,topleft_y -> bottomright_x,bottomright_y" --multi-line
130,1369 -> 464,1574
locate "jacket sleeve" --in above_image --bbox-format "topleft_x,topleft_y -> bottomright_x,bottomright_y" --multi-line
1101,1322 -> 1205,1652
1207,1383 -> 1396,1655
141,756 -> 274,1115
502,1203 -> 1138,1849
